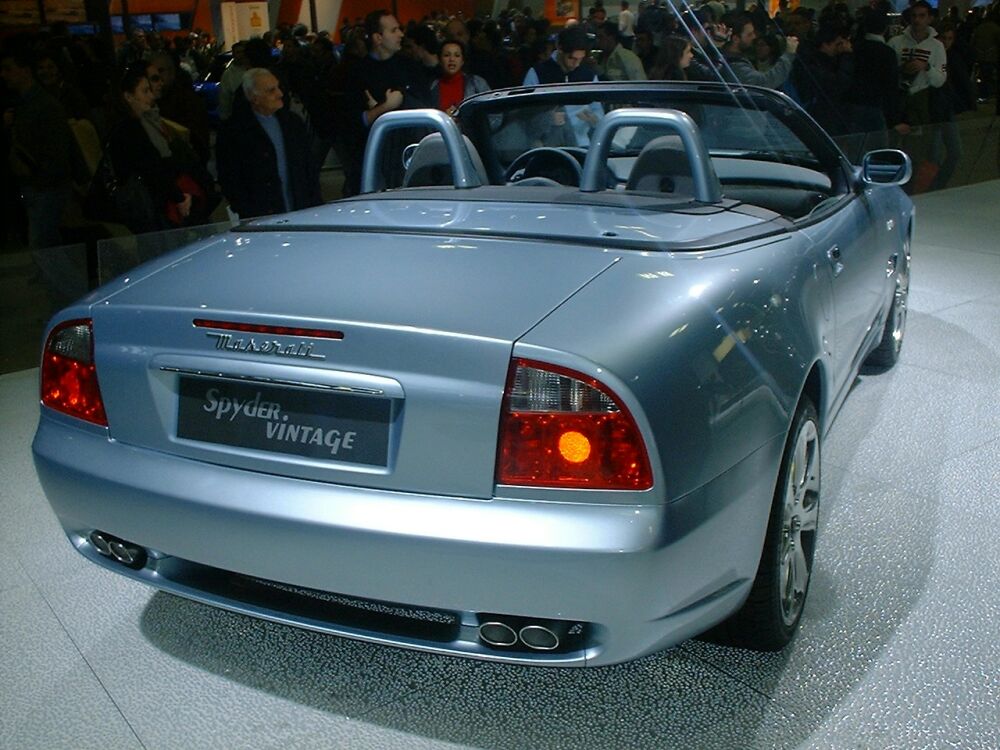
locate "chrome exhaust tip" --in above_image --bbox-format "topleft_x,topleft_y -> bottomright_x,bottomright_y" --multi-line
478,621 -> 518,647
89,531 -> 112,557
108,540 -> 141,566
519,624 -> 560,651
89,531 -> 147,570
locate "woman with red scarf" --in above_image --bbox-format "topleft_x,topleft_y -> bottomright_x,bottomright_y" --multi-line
430,40 -> 490,117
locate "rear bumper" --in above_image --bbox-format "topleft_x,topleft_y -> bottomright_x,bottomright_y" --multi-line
33,414 -> 782,666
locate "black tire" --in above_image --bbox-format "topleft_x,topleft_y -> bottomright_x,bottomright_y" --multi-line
865,246 -> 910,371
713,397 -> 821,651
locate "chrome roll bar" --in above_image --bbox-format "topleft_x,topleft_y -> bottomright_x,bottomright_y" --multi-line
579,108 -> 722,203
361,109 -> 483,193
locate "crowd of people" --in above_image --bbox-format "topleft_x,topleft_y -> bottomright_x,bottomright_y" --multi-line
3,0 -> 1000,252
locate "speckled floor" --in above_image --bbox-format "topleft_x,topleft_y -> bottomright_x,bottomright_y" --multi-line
2,182 -> 999,750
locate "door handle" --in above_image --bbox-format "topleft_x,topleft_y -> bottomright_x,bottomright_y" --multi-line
827,245 -> 844,277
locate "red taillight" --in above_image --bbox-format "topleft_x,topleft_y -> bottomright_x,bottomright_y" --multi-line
496,358 -> 652,490
40,319 -> 108,426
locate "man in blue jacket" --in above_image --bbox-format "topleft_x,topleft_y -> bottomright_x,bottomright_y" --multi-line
522,27 -> 601,148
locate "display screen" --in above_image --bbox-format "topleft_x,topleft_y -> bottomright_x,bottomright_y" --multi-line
67,22 -> 98,34
153,13 -> 182,30
111,14 -> 154,33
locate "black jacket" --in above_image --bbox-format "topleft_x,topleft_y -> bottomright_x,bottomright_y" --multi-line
847,36 -> 905,127
529,57 -> 598,84
342,54 -> 433,196
792,45 -> 854,136
216,103 -> 322,219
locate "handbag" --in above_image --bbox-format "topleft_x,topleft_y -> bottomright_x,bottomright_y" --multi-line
84,152 -> 161,232
162,134 -> 222,227
83,152 -> 121,223
164,173 -> 208,226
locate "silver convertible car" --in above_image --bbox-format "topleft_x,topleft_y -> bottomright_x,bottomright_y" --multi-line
33,82 -> 912,667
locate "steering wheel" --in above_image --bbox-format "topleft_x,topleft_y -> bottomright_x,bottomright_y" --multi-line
512,176 -> 564,187
504,147 -> 584,187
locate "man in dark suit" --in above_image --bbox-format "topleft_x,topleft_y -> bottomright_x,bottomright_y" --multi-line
216,68 -> 322,220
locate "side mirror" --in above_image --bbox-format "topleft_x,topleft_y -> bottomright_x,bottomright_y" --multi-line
861,149 -> 912,187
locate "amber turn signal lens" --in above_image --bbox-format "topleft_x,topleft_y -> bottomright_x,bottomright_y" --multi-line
496,358 -> 652,490
558,431 -> 591,463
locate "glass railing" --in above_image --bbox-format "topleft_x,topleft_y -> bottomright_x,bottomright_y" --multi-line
96,220 -> 232,285
1,240 -> 90,374
3,221 -> 232,375
833,115 -> 998,192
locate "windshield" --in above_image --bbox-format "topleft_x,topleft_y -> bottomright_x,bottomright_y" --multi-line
365,83 -> 848,218
476,89 -> 822,174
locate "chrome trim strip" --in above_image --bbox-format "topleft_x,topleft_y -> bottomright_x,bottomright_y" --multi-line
159,367 -> 386,396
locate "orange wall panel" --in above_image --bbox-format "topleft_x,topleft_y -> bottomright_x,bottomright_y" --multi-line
276,0 -> 303,27
336,0 -> 476,28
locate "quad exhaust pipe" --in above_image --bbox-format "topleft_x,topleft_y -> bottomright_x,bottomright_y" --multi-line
479,621 -> 519,647
478,619 -> 568,651
89,531 -> 147,570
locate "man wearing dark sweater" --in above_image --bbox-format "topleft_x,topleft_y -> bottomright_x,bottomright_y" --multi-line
522,26 -> 599,86
216,68 -> 322,219
343,10 -> 432,195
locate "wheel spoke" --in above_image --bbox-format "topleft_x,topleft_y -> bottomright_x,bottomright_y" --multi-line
784,475 -> 798,515
781,549 -> 793,610
799,497 -> 819,531
793,438 -> 808,490
893,269 -> 909,347
791,543 -> 810,596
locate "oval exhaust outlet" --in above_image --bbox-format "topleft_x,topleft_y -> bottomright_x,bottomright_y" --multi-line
479,622 -> 518,647
519,625 -> 560,651
90,531 -> 148,570
108,540 -> 140,566
89,531 -> 112,557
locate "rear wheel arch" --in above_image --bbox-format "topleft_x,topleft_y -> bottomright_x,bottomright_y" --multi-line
709,390 -> 821,650
799,362 -> 826,434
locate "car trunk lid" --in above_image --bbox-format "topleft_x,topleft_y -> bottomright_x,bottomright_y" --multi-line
92,228 -> 618,499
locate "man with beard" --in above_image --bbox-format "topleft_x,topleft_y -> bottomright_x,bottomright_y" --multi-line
595,21 -> 646,80
721,12 -> 799,88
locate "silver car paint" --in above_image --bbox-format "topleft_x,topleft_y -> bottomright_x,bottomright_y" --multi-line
31,88 -> 914,666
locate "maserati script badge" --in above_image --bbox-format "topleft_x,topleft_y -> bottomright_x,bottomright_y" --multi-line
205,332 -> 326,360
